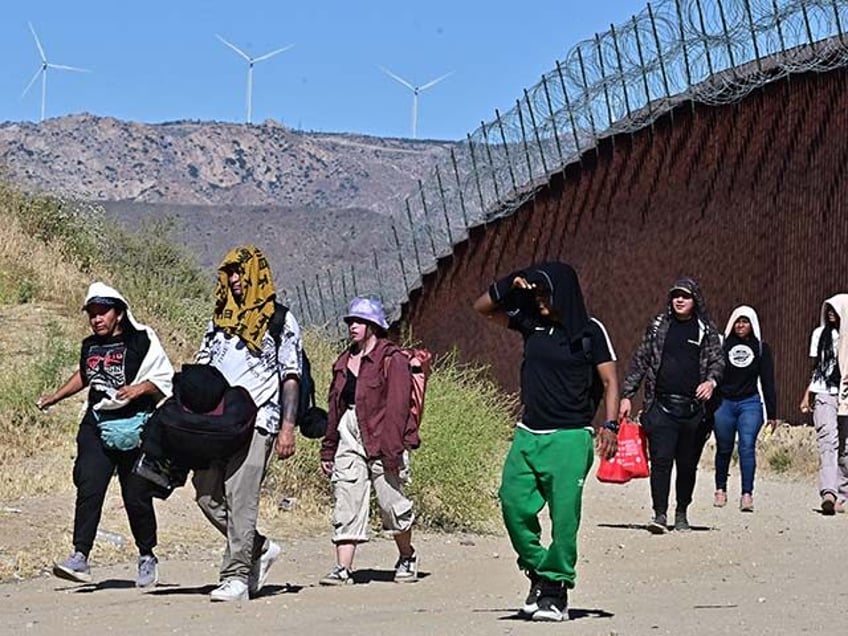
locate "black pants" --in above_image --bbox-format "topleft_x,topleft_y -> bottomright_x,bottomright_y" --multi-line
642,403 -> 704,516
72,416 -> 157,556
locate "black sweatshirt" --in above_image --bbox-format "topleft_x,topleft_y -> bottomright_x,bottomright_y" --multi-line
719,334 -> 777,419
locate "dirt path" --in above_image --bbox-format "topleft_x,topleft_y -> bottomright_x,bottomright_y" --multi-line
0,471 -> 842,635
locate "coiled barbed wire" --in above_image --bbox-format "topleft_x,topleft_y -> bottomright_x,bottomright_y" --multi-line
293,0 -> 848,335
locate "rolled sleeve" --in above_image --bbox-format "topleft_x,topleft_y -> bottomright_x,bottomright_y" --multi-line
277,312 -> 303,380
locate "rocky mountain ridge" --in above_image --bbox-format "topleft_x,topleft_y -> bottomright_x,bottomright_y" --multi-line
0,114 -> 453,211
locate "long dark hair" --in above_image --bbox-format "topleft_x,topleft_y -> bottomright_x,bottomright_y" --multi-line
814,306 -> 841,386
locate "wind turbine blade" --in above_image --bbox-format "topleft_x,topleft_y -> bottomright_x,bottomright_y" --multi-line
48,64 -> 91,73
253,44 -> 294,63
216,34 -> 251,61
28,22 -> 47,62
419,71 -> 454,92
379,66 -> 415,92
21,67 -> 42,99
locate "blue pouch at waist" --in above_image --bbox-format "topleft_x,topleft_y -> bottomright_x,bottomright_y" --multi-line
92,410 -> 150,451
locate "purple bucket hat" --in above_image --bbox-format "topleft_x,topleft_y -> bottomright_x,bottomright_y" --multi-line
343,296 -> 389,331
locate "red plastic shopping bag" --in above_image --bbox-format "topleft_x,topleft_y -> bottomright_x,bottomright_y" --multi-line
596,418 -> 650,483
616,418 -> 649,478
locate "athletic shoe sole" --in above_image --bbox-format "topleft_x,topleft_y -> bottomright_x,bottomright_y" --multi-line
647,521 -> 667,535
52,563 -> 92,584
531,609 -> 566,622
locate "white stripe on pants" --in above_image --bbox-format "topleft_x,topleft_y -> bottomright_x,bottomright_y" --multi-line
331,409 -> 414,543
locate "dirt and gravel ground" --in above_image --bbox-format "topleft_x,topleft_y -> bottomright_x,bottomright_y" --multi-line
0,468 -> 842,636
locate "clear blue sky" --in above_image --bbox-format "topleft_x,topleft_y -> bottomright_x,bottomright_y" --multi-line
4,1 -> 649,140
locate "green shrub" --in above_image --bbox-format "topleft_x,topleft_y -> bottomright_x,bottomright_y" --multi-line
767,448 -> 793,473
406,351 -> 514,532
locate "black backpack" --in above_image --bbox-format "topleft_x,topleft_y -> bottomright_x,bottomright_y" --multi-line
268,302 -> 328,439
141,365 -> 258,470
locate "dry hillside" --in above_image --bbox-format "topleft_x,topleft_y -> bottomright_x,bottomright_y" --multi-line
0,114 -> 453,210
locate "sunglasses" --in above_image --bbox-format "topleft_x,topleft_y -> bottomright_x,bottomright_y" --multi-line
670,290 -> 693,300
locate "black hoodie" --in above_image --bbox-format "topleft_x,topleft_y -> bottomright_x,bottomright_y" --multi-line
489,262 -> 616,430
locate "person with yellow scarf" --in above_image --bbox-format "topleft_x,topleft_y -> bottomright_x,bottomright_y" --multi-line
193,245 -> 303,602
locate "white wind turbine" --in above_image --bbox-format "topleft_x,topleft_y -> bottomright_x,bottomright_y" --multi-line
21,22 -> 91,122
379,66 -> 453,139
216,34 -> 294,124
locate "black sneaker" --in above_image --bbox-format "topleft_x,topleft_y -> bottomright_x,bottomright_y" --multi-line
532,584 -> 568,622
520,571 -> 543,616
674,510 -> 691,532
647,513 -> 668,534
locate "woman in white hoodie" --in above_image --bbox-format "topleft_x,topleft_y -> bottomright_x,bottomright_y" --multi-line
37,283 -> 174,587
713,306 -> 777,512
800,294 -> 848,515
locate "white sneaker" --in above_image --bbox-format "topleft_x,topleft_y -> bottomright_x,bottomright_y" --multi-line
210,579 -> 249,602
248,541 -> 281,597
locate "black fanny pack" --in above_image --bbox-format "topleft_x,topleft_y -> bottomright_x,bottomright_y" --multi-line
656,393 -> 703,420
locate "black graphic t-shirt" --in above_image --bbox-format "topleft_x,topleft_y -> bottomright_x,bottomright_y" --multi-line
79,328 -> 155,417
720,333 -> 778,418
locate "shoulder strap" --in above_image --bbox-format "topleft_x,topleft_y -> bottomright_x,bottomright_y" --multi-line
268,302 -> 288,350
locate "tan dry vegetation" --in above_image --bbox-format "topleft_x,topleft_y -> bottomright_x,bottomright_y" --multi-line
0,214 -> 91,308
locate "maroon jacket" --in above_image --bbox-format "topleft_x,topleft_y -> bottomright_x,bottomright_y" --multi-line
321,338 -> 412,471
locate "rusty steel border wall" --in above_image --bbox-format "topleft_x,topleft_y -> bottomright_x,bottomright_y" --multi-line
286,0 -> 848,419
290,0 -> 848,334
402,67 -> 848,421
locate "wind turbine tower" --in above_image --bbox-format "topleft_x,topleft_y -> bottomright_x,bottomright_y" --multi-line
380,67 -> 453,139
216,35 -> 293,124
21,23 -> 91,122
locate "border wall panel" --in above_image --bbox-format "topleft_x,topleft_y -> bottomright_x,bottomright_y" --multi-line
403,69 -> 848,420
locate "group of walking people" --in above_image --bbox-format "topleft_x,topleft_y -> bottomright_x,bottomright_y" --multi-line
474,263 -> 846,621
38,245 -> 419,601
35,252 -> 848,622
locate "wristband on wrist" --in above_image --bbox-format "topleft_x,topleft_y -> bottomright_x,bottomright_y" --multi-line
601,419 -> 619,433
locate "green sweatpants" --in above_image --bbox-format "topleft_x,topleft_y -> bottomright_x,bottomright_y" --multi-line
499,427 -> 594,588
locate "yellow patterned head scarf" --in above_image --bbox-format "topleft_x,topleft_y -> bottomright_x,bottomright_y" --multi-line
213,245 -> 277,353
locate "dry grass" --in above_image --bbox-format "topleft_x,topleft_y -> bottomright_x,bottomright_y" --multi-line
699,420 -> 820,478
0,213 -> 91,308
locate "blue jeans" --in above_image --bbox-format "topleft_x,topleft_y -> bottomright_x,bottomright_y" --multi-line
713,395 -> 764,495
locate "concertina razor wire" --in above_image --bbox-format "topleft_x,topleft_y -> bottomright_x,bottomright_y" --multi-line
290,0 -> 848,337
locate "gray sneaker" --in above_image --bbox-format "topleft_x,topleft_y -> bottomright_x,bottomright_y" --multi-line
136,555 -> 159,589
53,551 -> 92,583
674,510 -> 691,532
319,564 -> 354,586
647,513 -> 668,535
394,552 -> 418,583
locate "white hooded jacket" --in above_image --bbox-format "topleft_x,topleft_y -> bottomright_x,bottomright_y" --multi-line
83,282 -> 174,413
723,305 -> 768,423
810,293 -> 848,416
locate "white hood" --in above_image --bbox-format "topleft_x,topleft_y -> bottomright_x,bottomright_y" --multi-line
724,305 -> 767,422
724,305 -> 762,341
84,282 -> 174,411
819,294 -> 848,416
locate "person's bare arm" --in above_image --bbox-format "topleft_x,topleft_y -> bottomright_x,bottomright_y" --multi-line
595,361 -> 619,460
275,375 -> 299,459
473,290 -> 509,328
37,370 -> 84,410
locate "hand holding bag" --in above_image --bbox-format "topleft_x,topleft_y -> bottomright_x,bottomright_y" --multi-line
596,417 -> 650,483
